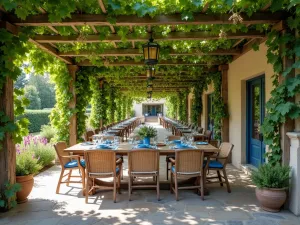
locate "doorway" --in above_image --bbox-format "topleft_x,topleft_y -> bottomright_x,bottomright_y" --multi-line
246,76 -> 265,167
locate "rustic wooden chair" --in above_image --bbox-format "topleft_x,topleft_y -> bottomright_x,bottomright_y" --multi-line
165,136 -> 181,180
94,128 -> 100,134
84,150 -> 122,203
204,130 -> 213,143
85,130 -> 95,142
206,142 -> 234,193
197,127 -> 204,134
128,149 -> 160,201
170,149 -> 205,201
54,142 -> 85,194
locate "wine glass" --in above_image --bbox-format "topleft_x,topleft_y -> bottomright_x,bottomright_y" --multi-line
164,137 -> 169,145
180,136 -> 186,144
153,136 -> 158,148
92,136 -> 98,145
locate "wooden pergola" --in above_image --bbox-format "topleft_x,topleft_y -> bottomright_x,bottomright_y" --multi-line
0,1 -> 292,197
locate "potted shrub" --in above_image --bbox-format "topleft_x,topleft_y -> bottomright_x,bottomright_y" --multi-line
16,146 -> 41,203
137,125 -> 157,145
251,163 -> 291,212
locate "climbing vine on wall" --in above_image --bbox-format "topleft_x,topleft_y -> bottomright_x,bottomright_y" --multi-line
89,78 -> 108,128
178,91 -> 188,122
261,9 -> 300,165
210,72 -> 228,141
192,79 -> 208,125
0,29 -> 29,145
107,86 -> 116,123
76,68 -> 92,140
166,95 -> 178,119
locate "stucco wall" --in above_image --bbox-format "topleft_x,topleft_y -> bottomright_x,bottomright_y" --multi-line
133,99 -> 167,117
228,42 -> 274,168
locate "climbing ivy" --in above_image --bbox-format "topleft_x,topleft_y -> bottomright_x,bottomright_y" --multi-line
178,91 -> 189,122
89,78 -> 108,128
261,8 -> 300,165
0,29 -> 29,146
210,72 -> 228,141
107,86 -> 117,123
191,79 -> 209,125
166,95 -> 179,119
76,68 -> 92,140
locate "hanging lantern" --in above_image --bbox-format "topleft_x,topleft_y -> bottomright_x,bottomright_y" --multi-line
143,35 -> 160,65
146,66 -> 156,78
147,91 -> 152,99
147,84 -> 153,92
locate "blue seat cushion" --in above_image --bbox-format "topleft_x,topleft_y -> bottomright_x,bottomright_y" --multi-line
64,159 -> 86,168
204,160 -> 223,169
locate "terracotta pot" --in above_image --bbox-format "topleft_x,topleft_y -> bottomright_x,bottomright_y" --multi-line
16,174 -> 34,204
255,187 -> 287,212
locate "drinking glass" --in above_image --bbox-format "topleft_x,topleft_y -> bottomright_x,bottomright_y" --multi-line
128,137 -> 133,144
164,137 -> 169,145
92,136 -> 98,145
153,136 -> 158,148
180,136 -> 186,144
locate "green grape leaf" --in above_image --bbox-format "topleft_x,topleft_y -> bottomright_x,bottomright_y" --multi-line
108,0 -> 121,11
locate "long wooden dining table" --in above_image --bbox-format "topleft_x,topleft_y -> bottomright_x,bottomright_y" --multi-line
64,142 -> 219,195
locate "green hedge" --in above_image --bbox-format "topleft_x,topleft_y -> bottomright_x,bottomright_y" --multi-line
18,110 -> 52,133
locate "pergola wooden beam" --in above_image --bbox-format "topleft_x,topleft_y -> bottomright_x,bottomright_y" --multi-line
29,39 -> 73,64
98,0 -> 107,13
77,59 -> 221,66
37,7 -> 59,34
6,12 -> 285,26
58,48 -> 240,57
33,31 -> 265,44
202,3 -> 210,13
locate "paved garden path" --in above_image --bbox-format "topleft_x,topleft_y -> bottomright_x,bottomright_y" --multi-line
1,122 -> 299,225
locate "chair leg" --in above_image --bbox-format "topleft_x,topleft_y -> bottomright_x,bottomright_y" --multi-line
128,175 -> 132,201
200,175 -> 204,201
166,162 -> 169,180
81,168 -> 86,195
113,176 -> 117,203
118,174 -> 121,194
170,172 -> 173,194
222,168 -> 231,193
157,174 -> 160,201
174,174 -> 179,201
56,168 -> 65,194
85,177 -> 89,204
217,170 -> 223,186
67,169 -> 72,186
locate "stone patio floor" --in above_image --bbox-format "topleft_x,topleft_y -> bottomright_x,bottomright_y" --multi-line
1,123 -> 299,225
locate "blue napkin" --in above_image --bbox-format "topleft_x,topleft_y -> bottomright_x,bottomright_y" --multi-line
96,144 -> 114,149
172,140 -> 181,144
196,142 -> 208,145
104,140 -> 112,144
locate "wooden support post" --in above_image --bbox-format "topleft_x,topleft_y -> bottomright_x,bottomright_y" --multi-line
219,65 -> 229,142
67,65 -> 79,146
280,30 -> 295,166
186,93 -> 189,123
99,79 -> 104,128
0,77 -> 16,196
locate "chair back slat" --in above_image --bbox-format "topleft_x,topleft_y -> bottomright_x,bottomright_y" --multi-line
218,142 -> 234,165
128,149 -> 159,172
54,142 -> 69,165
84,150 -> 116,174
94,128 -> 100,134
175,149 -> 204,173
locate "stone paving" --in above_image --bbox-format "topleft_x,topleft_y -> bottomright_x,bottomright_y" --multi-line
1,123 -> 299,225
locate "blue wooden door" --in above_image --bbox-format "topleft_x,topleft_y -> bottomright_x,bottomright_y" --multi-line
151,106 -> 156,116
247,76 -> 265,167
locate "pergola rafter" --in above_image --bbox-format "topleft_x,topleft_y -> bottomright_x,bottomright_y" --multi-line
32,31 -> 266,43
5,12 -> 285,27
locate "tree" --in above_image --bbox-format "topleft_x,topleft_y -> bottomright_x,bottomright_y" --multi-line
24,85 -> 41,109
28,74 -> 56,109
14,72 -> 28,89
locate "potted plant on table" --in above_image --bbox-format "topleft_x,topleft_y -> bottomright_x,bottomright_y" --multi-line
137,125 -> 157,145
251,163 -> 291,212
16,147 -> 42,203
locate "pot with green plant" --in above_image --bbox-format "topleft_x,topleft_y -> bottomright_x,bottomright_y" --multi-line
251,163 -> 291,212
16,143 -> 42,203
137,125 -> 157,145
